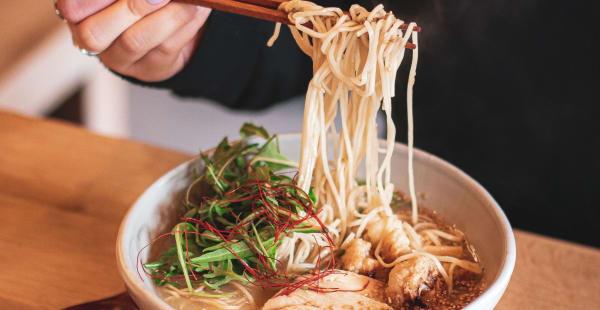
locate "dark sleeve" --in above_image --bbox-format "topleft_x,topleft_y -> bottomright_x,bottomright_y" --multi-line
121,11 -> 312,110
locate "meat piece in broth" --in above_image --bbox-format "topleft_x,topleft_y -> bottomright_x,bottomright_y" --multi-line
263,270 -> 392,310
365,216 -> 411,262
273,306 -> 320,310
385,256 -> 441,307
340,238 -> 380,276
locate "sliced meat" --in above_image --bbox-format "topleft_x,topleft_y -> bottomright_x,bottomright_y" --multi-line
263,270 -> 392,310
385,256 -> 441,307
262,291 -> 392,310
340,238 -> 379,276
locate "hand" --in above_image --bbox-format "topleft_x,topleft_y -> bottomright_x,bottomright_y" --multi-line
56,0 -> 211,82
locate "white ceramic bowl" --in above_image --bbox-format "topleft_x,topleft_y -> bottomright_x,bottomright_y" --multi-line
117,134 -> 516,310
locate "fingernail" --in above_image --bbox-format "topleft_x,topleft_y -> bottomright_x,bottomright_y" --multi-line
146,0 -> 163,5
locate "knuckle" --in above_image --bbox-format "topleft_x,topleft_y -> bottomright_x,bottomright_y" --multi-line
74,21 -> 105,52
129,52 -> 183,82
129,67 -> 165,82
156,41 -> 179,57
106,62 -> 134,80
97,55 -> 118,73
125,0 -> 146,18
57,0 -> 84,23
98,53 -> 127,73
119,29 -> 147,54
173,3 -> 199,20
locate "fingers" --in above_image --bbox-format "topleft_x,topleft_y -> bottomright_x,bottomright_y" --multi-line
56,0 -> 116,24
99,3 -> 203,70
62,0 -> 211,82
70,0 -> 171,53
122,7 -> 211,82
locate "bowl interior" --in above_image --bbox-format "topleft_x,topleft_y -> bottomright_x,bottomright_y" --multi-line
117,134 -> 515,309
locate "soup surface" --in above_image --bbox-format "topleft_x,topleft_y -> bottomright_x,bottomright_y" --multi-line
151,201 -> 485,310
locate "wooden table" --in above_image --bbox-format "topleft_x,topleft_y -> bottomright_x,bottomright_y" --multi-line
0,111 -> 599,309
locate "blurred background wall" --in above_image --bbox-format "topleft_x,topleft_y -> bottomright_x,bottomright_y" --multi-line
0,1 -> 305,154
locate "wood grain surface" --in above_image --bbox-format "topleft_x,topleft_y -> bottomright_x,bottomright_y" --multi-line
0,111 -> 598,309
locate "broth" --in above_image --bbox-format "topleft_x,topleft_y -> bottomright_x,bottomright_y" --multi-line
150,203 -> 485,310
393,194 -> 485,310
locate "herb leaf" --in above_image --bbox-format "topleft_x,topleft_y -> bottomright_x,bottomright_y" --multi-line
253,136 -> 297,170
240,123 -> 270,139
190,237 -> 276,265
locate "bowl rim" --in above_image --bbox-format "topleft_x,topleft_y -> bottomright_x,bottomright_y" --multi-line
116,161 -> 188,309
116,133 -> 516,309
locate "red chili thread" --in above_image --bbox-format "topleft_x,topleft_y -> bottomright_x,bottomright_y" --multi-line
137,166 -> 337,294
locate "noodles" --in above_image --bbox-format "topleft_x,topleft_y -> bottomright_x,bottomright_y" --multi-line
163,284 -> 250,310
270,0 -> 480,292
270,0 -> 419,269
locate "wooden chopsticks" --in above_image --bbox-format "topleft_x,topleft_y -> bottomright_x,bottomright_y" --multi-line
175,0 -> 419,49
176,0 -> 290,24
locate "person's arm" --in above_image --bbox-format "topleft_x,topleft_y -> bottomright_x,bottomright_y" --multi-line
123,11 -> 312,110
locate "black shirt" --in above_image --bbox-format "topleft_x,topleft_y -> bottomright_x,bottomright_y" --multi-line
124,0 -> 600,247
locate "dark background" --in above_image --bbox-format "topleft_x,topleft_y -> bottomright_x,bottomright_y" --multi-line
381,0 -> 600,247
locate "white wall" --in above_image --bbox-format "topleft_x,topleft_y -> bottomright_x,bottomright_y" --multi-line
126,84 -> 305,154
